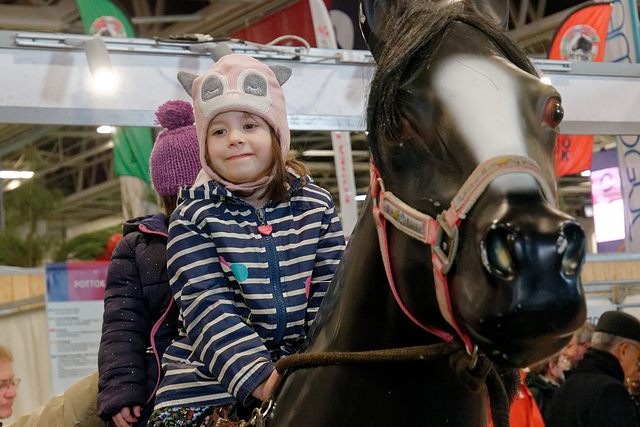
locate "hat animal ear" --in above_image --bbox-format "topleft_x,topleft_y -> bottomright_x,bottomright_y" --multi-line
177,71 -> 199,97
269,65 -> 292,86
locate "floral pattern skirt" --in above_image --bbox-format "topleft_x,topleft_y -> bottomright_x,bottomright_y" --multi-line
147,406 -> 215,426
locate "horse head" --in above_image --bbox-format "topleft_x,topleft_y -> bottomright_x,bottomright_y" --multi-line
361,0 -> 587,368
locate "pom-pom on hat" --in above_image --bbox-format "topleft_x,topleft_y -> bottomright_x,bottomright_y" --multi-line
595,311 -> 640,343
150,100 -> 201,197
177,54 -> 292,193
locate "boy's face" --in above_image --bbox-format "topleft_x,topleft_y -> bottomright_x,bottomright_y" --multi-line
0,360 -> 16,419
206,111 -> 273,185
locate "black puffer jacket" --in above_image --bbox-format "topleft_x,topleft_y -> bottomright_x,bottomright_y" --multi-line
97,213 -> 179,426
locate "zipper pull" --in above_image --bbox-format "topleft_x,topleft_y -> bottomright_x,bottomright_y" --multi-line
256,208 -> 272,236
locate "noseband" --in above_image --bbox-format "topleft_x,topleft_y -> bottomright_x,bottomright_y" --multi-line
371,155 -> 556,352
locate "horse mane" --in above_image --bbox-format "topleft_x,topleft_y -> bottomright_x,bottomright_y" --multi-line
367,1 -> 539,175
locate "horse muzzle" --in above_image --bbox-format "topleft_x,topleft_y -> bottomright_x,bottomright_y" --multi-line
466,206 -> 587,367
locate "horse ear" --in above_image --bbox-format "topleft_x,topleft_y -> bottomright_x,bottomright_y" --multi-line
269,65 -> 292,86
464,0 -> 510,29
177,71 -> 198,98
358,0 -> 386,60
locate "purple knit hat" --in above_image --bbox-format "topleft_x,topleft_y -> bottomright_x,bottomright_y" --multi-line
177,54 -> 292,193
150,100 -> 201,197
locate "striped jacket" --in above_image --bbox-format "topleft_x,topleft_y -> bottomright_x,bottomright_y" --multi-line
154,174 -> 345,409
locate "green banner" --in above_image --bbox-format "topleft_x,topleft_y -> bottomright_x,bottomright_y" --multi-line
76,0 -> 155,186
76,0 -> 135,37
112,127 -> 154,188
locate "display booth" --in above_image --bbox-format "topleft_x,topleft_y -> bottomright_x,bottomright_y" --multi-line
1,30 -> 640,422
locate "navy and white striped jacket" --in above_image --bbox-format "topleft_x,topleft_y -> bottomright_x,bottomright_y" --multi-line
154,174 -> 345,409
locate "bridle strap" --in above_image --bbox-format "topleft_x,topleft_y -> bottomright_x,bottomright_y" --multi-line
371,155 -> 554,352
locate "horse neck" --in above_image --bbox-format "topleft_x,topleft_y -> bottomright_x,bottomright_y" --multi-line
305,198 -> 443,353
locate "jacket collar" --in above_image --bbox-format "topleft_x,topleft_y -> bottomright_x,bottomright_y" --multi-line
575,348 -> 625,382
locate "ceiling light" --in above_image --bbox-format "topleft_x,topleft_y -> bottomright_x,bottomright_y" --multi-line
0,170 -> 34,179
97,125 -> 113,134
4,180 -> 22,191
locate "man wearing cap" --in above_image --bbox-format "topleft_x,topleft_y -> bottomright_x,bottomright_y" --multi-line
546,311 -> 640,426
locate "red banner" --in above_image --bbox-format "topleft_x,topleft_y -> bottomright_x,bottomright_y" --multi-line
555,134 -> 594,177
230,1 -> 329,47
550,2 -> 612,177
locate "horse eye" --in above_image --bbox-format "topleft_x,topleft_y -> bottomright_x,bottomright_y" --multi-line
543,98 -> 564,128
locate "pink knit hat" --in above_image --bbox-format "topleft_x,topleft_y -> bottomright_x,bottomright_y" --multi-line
149,100 -> 201,197
177,54 -> 292,192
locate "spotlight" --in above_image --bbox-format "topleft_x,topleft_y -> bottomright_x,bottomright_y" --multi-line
84,36 -> 116,91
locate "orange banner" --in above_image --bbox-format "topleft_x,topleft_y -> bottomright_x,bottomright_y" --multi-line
555,134 -> 594,177
549,3 -> 612,61
550,2 -> 612,176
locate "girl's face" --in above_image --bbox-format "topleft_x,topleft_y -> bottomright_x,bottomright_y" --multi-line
206,111 -> 274,185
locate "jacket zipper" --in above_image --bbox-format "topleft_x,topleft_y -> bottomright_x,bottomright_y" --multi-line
256,208 -> 287,344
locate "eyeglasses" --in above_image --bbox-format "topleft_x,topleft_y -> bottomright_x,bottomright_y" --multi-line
0,378 -> 20,391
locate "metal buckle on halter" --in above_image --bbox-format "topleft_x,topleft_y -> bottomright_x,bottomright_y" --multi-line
432,211 -> 459,275
467,344 -> 479,370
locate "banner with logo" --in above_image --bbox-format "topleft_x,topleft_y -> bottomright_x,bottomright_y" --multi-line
76,0 -> 156,218
45,261 -> 108,394
549,3 -> 612,61
549,2 -> 613,177
76,0 -> 135,38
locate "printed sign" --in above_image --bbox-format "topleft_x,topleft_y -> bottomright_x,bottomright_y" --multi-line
45,261 -> 108,395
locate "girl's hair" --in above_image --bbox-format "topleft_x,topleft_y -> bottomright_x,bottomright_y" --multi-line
160,195 -> 178,217
263,128 -> 309,204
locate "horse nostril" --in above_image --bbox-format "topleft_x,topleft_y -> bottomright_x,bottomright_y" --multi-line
558,221 -> 586,277
481,224 -> 521,279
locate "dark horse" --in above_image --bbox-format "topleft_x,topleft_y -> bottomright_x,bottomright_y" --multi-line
264,0 -> 587,425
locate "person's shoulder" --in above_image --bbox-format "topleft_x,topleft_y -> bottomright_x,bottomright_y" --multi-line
121,213 -> 154,234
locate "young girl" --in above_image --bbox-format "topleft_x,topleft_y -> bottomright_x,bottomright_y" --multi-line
148,54 -> 346,425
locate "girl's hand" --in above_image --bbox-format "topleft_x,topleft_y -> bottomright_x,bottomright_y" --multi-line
111,405 -> 141,427
251,370 -> 280,401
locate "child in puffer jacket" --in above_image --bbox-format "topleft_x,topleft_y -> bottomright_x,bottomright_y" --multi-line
98,100 -> 201,427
